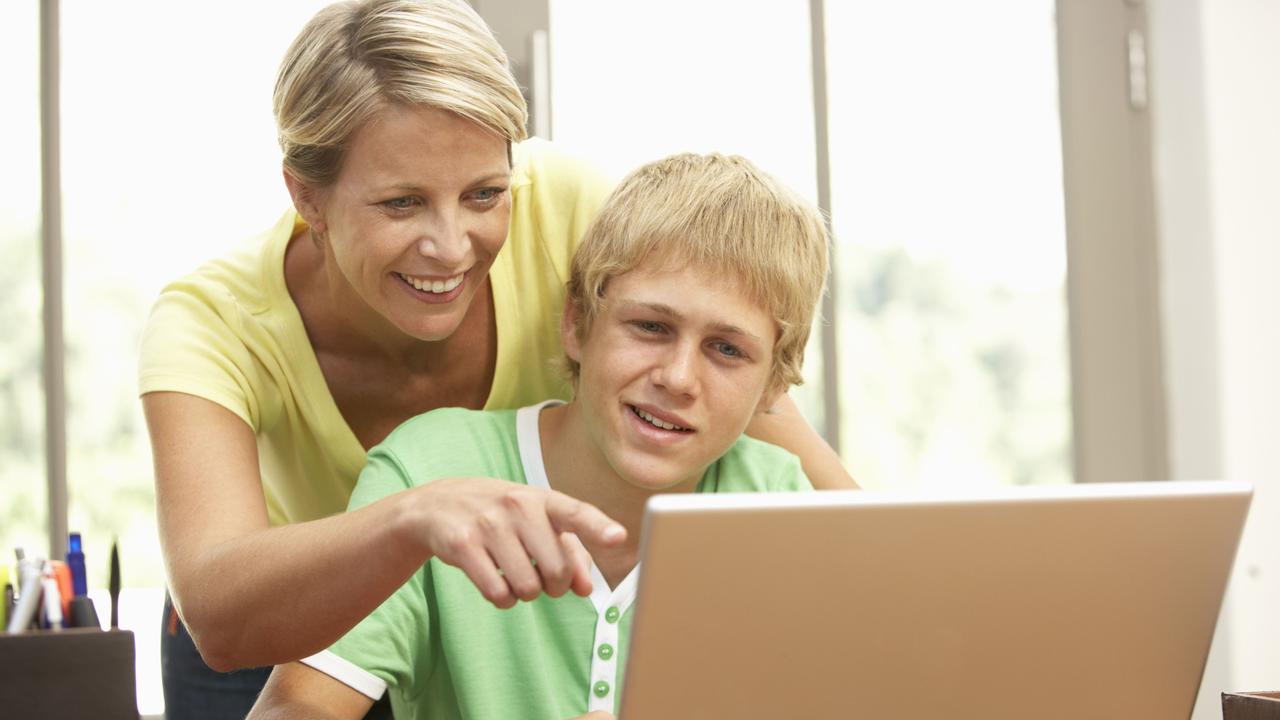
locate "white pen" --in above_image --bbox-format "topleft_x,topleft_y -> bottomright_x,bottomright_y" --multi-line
6,548 -> 43,634
41,562 -> 64,630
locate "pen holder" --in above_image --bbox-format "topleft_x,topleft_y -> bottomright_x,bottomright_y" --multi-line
1223,692 -> 1280,720
0,628 -> 140,720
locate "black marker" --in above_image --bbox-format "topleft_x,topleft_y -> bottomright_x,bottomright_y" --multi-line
109,539 -> 120,629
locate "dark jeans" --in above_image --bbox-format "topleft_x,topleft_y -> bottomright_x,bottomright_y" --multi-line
161,593 -> 393,719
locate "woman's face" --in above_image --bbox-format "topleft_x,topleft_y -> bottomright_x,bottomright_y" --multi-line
306,103 -> 511,342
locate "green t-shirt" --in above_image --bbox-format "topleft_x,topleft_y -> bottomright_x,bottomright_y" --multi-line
303,401 -> 811,719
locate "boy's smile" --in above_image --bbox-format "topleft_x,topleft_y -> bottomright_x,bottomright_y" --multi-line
555,261 -> 779,497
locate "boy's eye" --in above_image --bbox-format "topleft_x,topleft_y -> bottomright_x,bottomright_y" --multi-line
713,341 -> 744,359
470,187 -> 503,202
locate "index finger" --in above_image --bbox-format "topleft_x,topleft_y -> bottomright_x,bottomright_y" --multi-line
545,492 -> 626,546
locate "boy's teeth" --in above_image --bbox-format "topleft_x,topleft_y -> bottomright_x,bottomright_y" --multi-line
635,407 -> 686,431
401,272 -> 463,294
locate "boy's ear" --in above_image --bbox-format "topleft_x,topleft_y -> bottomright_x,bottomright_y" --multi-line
283,168 -> 327,234
560,299 -> 584,363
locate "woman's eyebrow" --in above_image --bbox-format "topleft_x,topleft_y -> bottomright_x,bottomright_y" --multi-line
380,170 -> 512,193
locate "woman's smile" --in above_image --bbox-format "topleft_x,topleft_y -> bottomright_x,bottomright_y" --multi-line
394,270 -> 469,304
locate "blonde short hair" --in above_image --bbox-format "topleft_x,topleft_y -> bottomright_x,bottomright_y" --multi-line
565,153 -> 830,397
274,0 -> 528,187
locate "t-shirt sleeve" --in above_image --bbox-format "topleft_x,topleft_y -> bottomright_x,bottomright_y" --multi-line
326,446 -> 435,698
773,452 -> 815,493
136,282 -> 261,430
318,409 -> 521,699
710,436 -> 815,493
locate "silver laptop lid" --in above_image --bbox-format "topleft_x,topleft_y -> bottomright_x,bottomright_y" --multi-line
620,481 -> 1252,720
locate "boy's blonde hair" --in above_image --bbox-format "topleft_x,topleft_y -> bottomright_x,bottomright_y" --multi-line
274,0 -> 527,187
565,153 -> 830,397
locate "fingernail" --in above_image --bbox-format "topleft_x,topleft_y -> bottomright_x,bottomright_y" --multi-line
603,524 -> 625,542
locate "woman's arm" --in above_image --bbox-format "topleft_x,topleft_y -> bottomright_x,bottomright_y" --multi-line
147,391 -> 432,670
146,392 -> 622,670
745,393 -> 858,490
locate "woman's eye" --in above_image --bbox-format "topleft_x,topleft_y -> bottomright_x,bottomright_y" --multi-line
633,320 -> 664,334
383,196 -> 418,211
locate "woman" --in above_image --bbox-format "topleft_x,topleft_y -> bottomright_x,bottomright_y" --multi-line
140,0 -> 855,716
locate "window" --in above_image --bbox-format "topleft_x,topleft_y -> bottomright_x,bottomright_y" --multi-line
549,0 -> 1074,487
0,0 -> 46,581
825,0 -> 1073,487
548,0 -> 830,421
55,2 -> 332,713
14,1 -> 1164,715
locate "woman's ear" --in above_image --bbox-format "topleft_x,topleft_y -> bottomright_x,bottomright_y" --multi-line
283,168 -> 327,234
561,300 -> 584,364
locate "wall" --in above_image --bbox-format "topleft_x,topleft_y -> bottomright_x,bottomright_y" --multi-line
1150,0 -> 1280,714
1204,0 -> 1280,695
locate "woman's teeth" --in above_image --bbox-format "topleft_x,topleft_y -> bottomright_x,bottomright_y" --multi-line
399,272 -> 464,294
634,406 -> 689,432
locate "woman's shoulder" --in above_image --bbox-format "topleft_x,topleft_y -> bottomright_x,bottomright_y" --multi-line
506,140 -> 616,275
157,210 -> 299,316
512,139 -> 615,208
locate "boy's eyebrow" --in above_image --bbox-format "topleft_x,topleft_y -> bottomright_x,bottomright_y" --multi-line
627,300 -> 765,342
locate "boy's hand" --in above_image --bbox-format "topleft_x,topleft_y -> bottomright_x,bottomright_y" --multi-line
571,713 -> 616,719
404,478 -> 626,608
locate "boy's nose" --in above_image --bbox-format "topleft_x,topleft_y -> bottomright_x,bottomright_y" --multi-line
652,342 -> 698,396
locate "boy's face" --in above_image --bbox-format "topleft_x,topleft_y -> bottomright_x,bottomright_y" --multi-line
563,261 -> 778,492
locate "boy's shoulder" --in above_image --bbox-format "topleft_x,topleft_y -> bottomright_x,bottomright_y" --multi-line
373,407 -> 523,481
381,405 -> 517,446
705,435 -> 814,493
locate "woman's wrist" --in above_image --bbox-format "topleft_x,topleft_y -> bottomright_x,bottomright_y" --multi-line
382,484 -> 439,564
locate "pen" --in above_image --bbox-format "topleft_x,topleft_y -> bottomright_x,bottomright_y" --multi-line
50,560 -> 73,619
109,539 -> 120,629
67,532 -> 101,629
1,563 -> 10,629
7,548 -> 43,634
40,562 -> 65,630
66,531 -> 88,597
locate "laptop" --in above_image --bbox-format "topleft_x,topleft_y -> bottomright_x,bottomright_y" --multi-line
618,480 -> 1252,720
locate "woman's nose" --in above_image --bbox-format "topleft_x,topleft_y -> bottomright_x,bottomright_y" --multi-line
416,207 -> 470,268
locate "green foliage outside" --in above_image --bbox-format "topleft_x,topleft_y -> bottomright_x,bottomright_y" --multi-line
839,244 -> 1073,488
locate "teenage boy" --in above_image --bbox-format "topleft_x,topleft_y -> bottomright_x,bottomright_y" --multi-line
247,152 -> 832,720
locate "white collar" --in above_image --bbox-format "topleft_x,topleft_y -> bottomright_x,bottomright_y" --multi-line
515,401 -> 641,612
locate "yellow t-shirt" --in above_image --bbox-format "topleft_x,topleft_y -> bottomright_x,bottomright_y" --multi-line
137,139 -> 614,526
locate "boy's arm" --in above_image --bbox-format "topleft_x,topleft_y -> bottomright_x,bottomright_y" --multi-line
246,662 -> 618,720
746,393 -> 858,490
247,662 -> 375,720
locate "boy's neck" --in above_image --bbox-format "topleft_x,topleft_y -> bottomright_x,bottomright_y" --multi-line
537,401 -> 699,585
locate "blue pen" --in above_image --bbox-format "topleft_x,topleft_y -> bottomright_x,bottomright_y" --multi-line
66,532 -> 88,597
